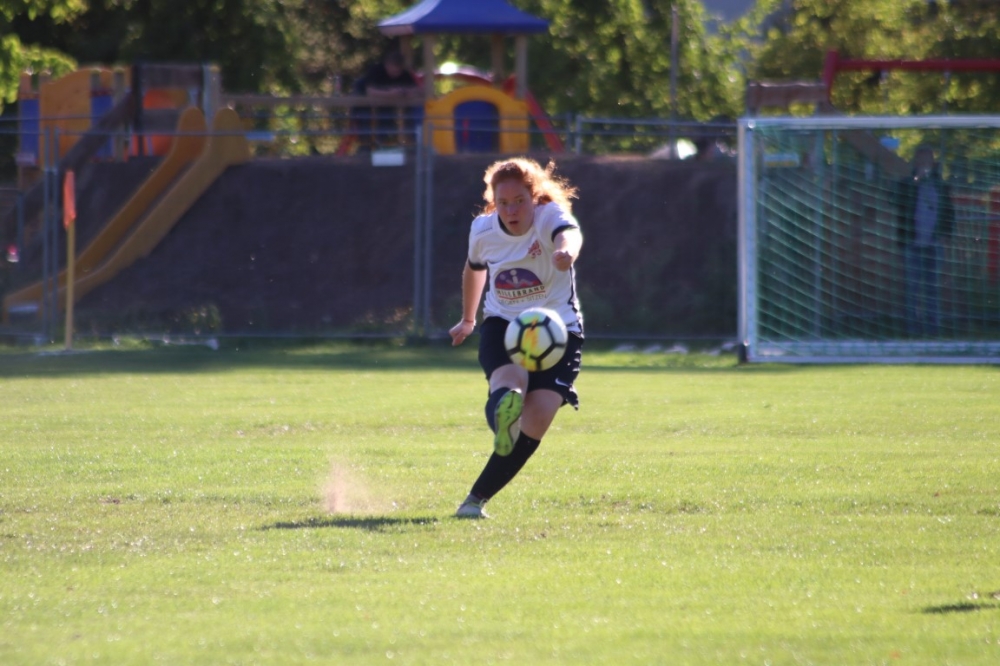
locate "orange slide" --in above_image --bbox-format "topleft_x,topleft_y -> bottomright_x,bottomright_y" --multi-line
3,107 -> 249,323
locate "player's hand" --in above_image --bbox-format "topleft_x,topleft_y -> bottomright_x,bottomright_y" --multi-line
552,250 -> 575,271
449,319 -> 475,346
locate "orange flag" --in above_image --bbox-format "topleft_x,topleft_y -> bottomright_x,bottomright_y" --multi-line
63,170 -> 76,229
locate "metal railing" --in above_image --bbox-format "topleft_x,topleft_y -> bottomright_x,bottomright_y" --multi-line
1,114 -> 740,344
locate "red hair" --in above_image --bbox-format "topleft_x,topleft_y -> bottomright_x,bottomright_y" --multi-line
480,157 -> 577,215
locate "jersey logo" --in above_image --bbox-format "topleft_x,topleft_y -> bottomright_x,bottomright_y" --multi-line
494,268 -> 546,305
527,240 -> 542,258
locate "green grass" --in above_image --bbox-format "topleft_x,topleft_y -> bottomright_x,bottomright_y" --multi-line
2,340 -> 1000,664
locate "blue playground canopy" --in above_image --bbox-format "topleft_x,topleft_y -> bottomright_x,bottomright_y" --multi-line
378,0 -> 550,36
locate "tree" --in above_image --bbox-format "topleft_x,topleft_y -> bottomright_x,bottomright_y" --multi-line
11,0 -> 309,95
924,1 -> 1000,115
6,0 -> 413,99
748,0 -> 965,115
1,0 -> 84,109
430,0 -> 747,123
5,0 -> 756,124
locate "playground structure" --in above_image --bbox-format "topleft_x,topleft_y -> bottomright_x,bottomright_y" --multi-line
9,0 -> 558,173
15,67 -> 127,173
2,107 -> 249,324
1,63 -> 231,325
1,1 -> 567,328
15,64 -> 222,176
6,63 -> 223,246
375,0 -> 562,155
420,70 -> 564,154
821,50 -> 1000,101
223,0 -> 564,156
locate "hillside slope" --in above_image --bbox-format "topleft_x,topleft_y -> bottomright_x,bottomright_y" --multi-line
63,154 -> 737,337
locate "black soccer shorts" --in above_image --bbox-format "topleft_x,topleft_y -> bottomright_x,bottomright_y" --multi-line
477,315 -> 583,409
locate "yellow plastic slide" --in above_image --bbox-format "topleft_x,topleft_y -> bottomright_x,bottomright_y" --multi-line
3,107 -> 249,322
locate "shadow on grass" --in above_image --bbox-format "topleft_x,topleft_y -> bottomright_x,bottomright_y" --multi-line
922,602 -> 999,614
0,340 -> 807,378
0,342 -> 480,377
263,515 -> 439,532
8,335 -> 997,378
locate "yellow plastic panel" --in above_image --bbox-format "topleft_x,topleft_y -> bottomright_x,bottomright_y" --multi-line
424,85 -> 529,155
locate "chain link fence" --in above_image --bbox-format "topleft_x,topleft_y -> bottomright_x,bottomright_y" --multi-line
1,112 -> 738,345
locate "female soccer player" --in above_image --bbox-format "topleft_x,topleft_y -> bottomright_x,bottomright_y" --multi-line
448,158 -> 584,519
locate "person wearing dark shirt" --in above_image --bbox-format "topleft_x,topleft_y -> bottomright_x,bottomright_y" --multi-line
351,51 -> 419,149
895,145 -> 955,337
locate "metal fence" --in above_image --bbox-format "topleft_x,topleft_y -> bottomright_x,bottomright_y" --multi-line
0,111 -> 739,345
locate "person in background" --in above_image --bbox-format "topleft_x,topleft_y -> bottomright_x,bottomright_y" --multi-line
895,144 -> 955,337
448,158 -> 585,520
350,50 -> 419,150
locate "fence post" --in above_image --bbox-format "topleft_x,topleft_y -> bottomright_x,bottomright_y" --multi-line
113,68 -> 128,161
670,4 -> 680,153
49,130 -> 62,341
737,120 -> 752,357
412,126 -> 424,336
132,62 -> 144,157
422,140 -> 435,337
15,190 -> 25,273
39,132 -> 49,336
40,127 -> 60,341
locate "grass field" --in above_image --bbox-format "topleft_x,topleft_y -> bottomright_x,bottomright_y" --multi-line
2,339 -> 999,665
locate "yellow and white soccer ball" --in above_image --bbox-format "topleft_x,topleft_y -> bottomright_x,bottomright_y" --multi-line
504,307 -> 569,372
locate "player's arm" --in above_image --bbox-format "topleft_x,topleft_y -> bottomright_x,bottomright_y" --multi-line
552,226 -> 582,272
449,261 -> 488,346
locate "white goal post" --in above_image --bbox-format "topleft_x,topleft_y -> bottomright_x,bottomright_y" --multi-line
738,114 -> 1000,364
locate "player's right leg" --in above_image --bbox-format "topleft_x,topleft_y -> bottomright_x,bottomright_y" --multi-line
478,318 -> 528,456
486,365 -> 527,456
457,390 -> 562,518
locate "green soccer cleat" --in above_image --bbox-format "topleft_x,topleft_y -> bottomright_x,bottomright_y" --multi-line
493,388 -> 523,457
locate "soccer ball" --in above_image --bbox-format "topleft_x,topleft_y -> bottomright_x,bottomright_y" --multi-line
504,307 -> 569,372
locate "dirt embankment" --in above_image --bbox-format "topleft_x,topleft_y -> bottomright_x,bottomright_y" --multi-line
9,153 -> 737,337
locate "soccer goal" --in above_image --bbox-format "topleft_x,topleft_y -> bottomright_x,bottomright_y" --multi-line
738,115 -> 1000,364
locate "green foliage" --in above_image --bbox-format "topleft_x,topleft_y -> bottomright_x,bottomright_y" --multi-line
926,2 -> 1000,115
4,0 -> 412,101
3,0 -> 752,124
0,0 -> 87,23
0,0 -> 82,107
10,1 -> 1000,127
749,0 -> 1000,116
434,0 -> 744,121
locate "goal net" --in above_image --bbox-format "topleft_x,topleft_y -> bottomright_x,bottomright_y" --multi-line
738,115 -> 1000,363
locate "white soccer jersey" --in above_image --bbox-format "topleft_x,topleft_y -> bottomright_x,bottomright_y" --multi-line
468,202 -> 583,334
